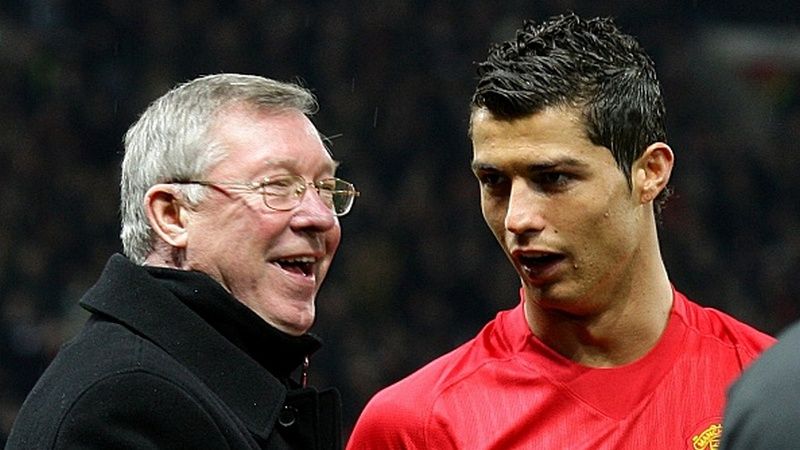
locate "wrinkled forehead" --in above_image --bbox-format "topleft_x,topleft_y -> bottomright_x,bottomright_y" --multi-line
208,107 -> 339,178
261,156 -> 340,174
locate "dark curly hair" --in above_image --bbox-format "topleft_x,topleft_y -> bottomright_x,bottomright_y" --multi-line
471,13 -> 672,213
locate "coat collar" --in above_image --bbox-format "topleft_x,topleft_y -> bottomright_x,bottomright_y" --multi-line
79,254 -> 295,441
144,263 -> 322,380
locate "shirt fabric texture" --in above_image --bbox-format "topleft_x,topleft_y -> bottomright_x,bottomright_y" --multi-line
7,254 -> 342,449
347,288 -> 774,450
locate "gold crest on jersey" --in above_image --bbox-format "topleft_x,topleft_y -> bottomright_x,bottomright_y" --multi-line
690,423 -> 721,450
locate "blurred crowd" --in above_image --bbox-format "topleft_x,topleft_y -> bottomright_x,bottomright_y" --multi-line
1,0 -> 799,443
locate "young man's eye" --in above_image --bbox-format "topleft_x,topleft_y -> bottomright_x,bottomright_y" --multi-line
542,172 -> 567,183
477,172 -> 508,189
536,172 -> 573,190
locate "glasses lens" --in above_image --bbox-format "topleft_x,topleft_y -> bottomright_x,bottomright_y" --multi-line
262,174 -> 305,211
325,178 -> 357,216
261,175 -> 357,215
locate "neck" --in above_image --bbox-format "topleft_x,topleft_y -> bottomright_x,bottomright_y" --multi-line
143,245 -> 186,269
524,233 -> 673,367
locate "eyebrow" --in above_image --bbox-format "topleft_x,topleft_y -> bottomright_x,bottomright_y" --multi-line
263,158 -> 340,172
471,157 -> 589,173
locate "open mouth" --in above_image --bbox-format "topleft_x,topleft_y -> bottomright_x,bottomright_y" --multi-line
517,252 -> 565,277
519,253 -> 563,267
275,257 -> 316,277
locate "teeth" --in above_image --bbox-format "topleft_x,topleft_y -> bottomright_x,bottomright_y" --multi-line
520,253 -> 550,261
524,252 -> 550,258
277,256 -> 316,264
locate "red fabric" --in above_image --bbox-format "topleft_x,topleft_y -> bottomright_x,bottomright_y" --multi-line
347,289 -> 775,450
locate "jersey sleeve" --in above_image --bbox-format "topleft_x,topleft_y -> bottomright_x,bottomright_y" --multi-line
54,371 -> 230,449
347,389 -> 427,449
695,304 -> 776,365
346,384 -> 456,450
734,324 -> 776,363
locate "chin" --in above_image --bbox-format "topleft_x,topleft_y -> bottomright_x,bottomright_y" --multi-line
281,311 -> 316,336
271,320 -> 309,336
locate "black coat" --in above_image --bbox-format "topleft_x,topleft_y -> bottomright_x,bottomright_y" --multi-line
6,254 -> 342,449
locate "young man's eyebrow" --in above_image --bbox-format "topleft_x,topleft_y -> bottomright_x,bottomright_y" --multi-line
471,161 -> 496,172
471,157 -> 589,173
527,157 -> 589,171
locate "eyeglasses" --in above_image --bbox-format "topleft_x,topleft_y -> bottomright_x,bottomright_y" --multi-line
172,174 -> 359,216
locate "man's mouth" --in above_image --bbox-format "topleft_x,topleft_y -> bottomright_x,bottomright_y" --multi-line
519,253 -> 563,266
516,252 -> 565,278
275,257 -> 316,277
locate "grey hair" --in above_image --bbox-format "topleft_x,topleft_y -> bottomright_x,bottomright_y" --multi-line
120,73 -> 318,264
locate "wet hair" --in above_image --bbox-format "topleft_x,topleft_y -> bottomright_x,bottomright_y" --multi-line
472,13 -> 671,212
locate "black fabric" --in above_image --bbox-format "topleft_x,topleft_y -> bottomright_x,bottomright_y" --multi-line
145,265 -> 322,381
6,254 -> 342,449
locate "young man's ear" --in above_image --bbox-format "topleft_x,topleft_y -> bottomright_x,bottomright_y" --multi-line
145,185 -> 189,249
633,142 -> 674,204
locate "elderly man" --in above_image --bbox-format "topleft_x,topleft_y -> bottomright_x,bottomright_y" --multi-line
8,73 -> 358,449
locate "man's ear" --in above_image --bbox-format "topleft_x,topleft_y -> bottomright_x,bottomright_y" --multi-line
145,185 -> 189,249
632,142 -> 674,204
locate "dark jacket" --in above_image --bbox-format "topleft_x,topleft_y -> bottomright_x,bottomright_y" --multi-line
6,254 -> 342,449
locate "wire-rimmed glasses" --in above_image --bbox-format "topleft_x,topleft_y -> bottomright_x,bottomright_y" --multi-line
172,174 -> 359,216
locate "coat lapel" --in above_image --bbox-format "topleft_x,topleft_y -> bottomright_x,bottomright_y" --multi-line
80,254 -> 286,441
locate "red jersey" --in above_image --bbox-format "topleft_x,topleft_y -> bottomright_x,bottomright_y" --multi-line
347,289 -> 774,450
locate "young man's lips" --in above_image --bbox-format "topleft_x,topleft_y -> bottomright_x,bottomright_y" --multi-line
514,252 -> 566,278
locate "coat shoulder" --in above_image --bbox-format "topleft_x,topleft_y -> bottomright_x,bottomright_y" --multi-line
7,317 -> 242,449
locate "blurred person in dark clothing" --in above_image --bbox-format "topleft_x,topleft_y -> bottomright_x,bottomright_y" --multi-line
347,14 -> 773,449
720,319 -> 800,449
7,73 -> 358,449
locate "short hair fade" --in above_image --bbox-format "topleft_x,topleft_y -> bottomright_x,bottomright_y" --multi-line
471,13 -> 671,211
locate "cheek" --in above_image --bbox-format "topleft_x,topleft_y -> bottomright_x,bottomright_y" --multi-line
249,213 -> 293,242
481,197 -> 506,232
577,202 -> 639,256
326,226 -> 342,255
317,227 -> 342,283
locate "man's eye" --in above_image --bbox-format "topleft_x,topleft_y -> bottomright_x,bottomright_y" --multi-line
542,172 -> 567,183
536,172 -> 573,189
263,178 -> 302,196
477,172 -> 507,188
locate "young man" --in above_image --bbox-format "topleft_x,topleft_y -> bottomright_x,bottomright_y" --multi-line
7,74 -> 358,449
347,14 -> 773,449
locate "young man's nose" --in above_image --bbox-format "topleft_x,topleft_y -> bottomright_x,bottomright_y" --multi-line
505,181 -> 546,235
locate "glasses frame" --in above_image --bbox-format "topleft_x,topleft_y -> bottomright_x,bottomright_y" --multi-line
171,173 -> 359,216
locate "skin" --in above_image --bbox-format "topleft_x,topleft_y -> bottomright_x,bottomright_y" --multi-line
144,104 -> 341,336
470,106 -> 674,366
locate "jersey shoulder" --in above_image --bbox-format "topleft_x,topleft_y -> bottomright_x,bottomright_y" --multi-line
348,310 -> 517,449
676,291 -> 776,359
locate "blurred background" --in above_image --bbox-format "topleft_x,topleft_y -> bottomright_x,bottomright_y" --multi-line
1,0 -> 799,443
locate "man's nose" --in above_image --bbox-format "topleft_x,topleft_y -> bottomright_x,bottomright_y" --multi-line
291,186 -> 337,231
505,180 -> 546,235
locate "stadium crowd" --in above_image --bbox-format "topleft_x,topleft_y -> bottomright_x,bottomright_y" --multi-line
1,0 -> 798,442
